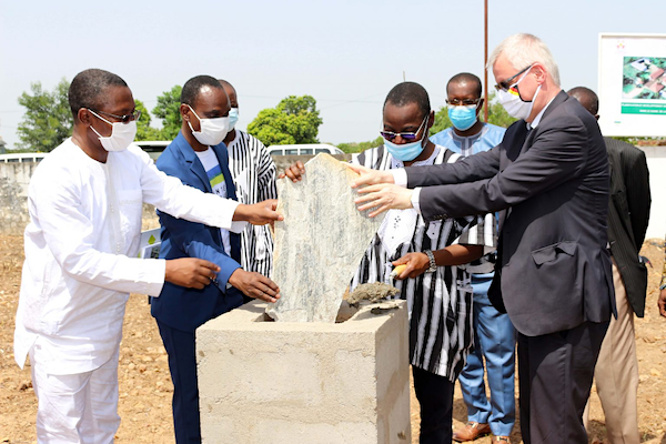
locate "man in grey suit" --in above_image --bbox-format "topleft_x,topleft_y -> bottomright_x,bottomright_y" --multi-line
351,33 -> 615,444
568,86 -> 651,444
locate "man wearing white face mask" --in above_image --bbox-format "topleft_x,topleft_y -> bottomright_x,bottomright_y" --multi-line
13,69 -> 282,444
350,33 -> 614,444
219,79 -> 278,278
152,75 -> 282,444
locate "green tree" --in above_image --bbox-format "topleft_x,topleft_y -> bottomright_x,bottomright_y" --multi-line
152,85 -> 182,140
429,107 -> 452,135
16,79 -> 72,152
247,95 -> 323,146
337,136 -> 384,154
134,99 -> 163,141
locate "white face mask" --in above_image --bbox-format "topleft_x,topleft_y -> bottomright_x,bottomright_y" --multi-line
88,109 -> 137,152
496,66 -> 541,120
187,105 -> 230,146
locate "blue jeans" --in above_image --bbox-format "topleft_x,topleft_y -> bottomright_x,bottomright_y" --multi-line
458,274 -> 516,436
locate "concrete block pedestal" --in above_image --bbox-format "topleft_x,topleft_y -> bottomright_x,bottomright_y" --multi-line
197,300 -> 410,444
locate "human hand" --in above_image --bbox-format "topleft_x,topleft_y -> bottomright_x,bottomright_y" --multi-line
391,253 -> 430,280
348,164 -> 395,188
234,200 -> 283,225
279,161 -> 305,182
165,258 -> 220,290
228,269 -> 281,303
355,183 -> 414,218
659,288 -> 666,318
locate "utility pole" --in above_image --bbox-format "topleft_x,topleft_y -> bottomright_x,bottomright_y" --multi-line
484,0 -> 489,122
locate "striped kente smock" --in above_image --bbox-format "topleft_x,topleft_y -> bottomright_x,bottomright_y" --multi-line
350,144 -> 496,381
226,130 -> 278,277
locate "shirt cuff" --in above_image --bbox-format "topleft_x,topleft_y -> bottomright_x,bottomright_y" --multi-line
411,188 -> 422,214
143,259 -> 167,297
229,220 -> 248,234
391,168 -> 408,187
217,199 -> 240,230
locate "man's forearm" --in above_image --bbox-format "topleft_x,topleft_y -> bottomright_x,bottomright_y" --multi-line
433,244 -> 484,266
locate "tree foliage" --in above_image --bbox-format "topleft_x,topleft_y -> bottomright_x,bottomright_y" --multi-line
247,95 -> 323,146
429,107 -> 452,136
16,79 -> 72,152
430,93 -> 517,137
152,85 -> 182,141
337,136 -> 384,153
134,99 -> 163,141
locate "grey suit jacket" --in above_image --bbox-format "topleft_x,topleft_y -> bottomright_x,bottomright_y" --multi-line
405,91 -> 614,336
605,137 -> 651,317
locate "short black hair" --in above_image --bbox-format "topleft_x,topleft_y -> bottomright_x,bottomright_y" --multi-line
567,86 -> 599,115
181,75 -> 225,106
384,82 -> 431,119
446,72 -> 483,98
68,69 -> 128,118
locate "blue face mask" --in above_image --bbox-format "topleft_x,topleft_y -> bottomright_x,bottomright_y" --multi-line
228,108 -> 239,129
448,104 -> 478,131
384,137 -> 426,162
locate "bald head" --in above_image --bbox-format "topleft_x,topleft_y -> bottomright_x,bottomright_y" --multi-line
567,86 -> 599,120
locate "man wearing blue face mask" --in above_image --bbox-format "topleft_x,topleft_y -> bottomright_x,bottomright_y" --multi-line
283,81 -> 496,444
430,73 -> 506,157
431,73 -> 515,443
152,75 -> 282,444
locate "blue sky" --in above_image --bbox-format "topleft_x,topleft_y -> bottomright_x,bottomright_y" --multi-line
0,0 -> 664,149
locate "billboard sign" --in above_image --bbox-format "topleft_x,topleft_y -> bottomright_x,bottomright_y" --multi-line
598,33 -> 666,137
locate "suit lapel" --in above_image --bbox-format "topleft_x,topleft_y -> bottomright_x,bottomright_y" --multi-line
172,132 -> 213,193
212,143 -> 242,262
519,91 -> 568,154
189,152 -> 212,194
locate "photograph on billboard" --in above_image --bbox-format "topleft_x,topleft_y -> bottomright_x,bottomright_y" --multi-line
598,34 -> 666,137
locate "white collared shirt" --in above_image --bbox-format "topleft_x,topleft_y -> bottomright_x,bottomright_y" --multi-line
527,93 -> 558,129
14,138 -> 241,374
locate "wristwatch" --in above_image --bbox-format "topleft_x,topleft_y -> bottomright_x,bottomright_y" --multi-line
424,250 -> 437,273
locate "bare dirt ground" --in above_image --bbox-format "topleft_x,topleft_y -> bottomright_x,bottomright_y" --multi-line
1,234 -> 665,443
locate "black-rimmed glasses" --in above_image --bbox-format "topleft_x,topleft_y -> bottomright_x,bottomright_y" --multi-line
89,108 -> 141,124
380,114 -> 429,142
494,64 -> 533,92
446,98 -> 481,106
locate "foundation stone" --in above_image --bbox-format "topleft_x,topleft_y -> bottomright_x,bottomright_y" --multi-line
266,154 -> 385,322
197,153 -> 409,443
197,300 -> 410,444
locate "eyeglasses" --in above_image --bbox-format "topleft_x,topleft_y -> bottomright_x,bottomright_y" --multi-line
89,108 -> 141,124
445,98 -> 481,106
494,64 -> 534,92
380,114 -> 429,142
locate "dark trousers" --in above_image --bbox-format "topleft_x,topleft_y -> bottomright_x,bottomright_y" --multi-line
517,320 -> 608,444
157,321 -> 201,444
412,366 -> 455,444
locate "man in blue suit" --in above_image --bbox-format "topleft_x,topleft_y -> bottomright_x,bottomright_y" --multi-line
152,75 -> 280,444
